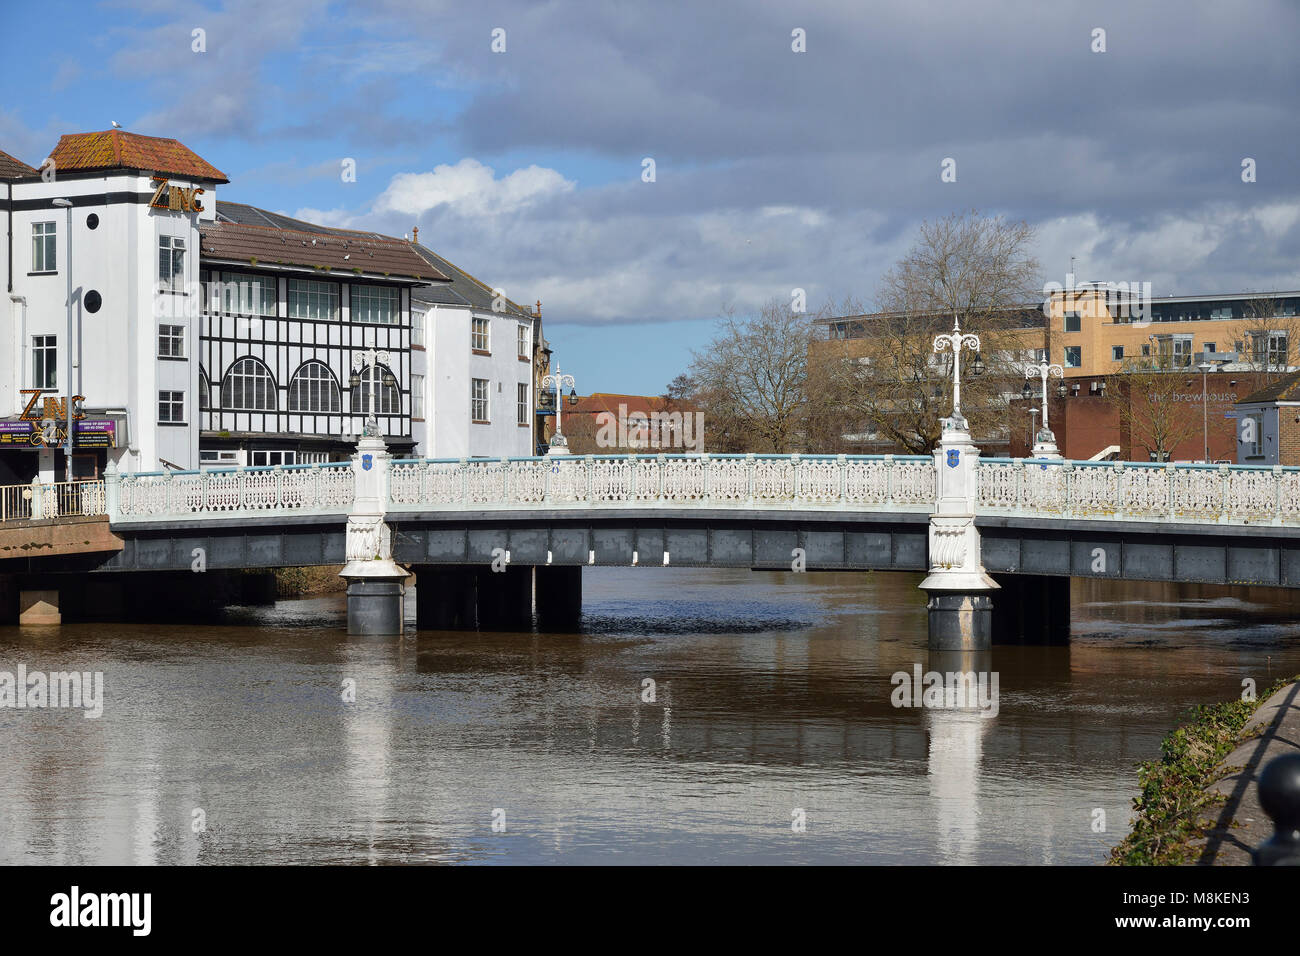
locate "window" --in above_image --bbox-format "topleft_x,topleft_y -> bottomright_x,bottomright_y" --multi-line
353,365 -> 400,415
221,357 -> 277,410
517,324 -> 529,360
1064,346 -> 1081,368
158,324 -> 186,358
32,335 -> 57,389
1205,343 -> 1216,354
222,272 -> 276,316
412,374 -> 425,418
412,310 -> 425,346
32,221 -> 56,272
1235,340 -> 1245,353
158,390 -> 185,423
1064,311 -> 1081,333
517,382 -> 528,425
1111,345 -> 1124,361
200,449 -> 240,466
288,279 -> 339,320
159,236 -> 186,293
288,361 -> 341,413
250,450 -> 296,466
1158,335 -> 1193,367
1265,332 -> 1289,367
1245,414 -> 1263,457
1033,348 -> 1047,363
351,285 -> 399,324
1141,344 -> 1151,357
471,378 -> 489,422
472,317 -> 490,352
199,372 -> 210,409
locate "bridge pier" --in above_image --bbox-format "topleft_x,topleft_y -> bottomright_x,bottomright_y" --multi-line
536,565 -> 582,632
413,566 -> 479,629
991,575 -> 1070,645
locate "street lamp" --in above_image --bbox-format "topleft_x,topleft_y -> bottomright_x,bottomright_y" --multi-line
1025,360 -> 1064,457
1028,406 -> 1040,450
351,346 -> 392,437
53,198 -> 73,474
541,363 -> 576,454
932,314 -> 981,429
1198,360 -> 1213,463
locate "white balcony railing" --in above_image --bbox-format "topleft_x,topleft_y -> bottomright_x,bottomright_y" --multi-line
0,480 -> 106,523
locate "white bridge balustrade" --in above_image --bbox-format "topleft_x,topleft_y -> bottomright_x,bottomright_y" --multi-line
977,458 -> 1300,526
0,454 -> 1288,529
111,462 -> 356,523
386,454 -> 938,513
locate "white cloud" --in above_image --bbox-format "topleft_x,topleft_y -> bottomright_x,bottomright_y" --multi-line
372,158 -> 575,218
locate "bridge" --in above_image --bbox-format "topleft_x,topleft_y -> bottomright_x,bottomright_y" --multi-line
3,420 -> 1300,648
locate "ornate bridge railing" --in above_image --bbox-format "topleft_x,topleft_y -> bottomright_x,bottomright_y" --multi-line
0,479 -> 105,523
977,458 -> 1300,526
386,454 -> 937,513
112,462 -> 355,523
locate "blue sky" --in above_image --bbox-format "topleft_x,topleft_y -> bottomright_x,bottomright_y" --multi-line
4,0 -> 1299,395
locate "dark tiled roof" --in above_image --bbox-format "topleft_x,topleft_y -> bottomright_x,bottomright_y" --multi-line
0,148 -> 37,179
199,220 -> 448,283
1237,370 -> 1300,404
408,244 -> 534,318
47,130 -> 228,183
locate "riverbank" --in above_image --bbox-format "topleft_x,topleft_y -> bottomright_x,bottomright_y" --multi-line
1109,675 -> 1300,866
272,566 -> 417,597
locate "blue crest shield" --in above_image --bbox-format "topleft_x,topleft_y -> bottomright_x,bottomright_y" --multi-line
362,454 -> 373,471
946,449 -> 960,469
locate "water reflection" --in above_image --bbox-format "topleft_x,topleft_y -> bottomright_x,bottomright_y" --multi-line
0,570 -> 1296,864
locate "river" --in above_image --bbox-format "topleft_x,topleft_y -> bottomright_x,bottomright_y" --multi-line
2,569 -> 1297,864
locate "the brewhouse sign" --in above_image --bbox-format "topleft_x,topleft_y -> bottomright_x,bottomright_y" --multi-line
150,177 -> 205,213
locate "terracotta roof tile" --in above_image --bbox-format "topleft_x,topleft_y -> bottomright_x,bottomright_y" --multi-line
199,220 -> 449,283
0,148 -> 37,179
47,130 -> 228,183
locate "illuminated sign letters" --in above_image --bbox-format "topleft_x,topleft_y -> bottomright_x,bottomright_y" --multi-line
149,177 -> 205,213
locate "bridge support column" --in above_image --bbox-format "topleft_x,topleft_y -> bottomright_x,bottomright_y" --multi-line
919,413 -> 998,651
339,428 -> 408,637
991,575 -> 1070,644
477,565 -> 533,631
536,565 -> 582,632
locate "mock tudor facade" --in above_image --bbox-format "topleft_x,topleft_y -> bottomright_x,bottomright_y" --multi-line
1,130 -> 542,483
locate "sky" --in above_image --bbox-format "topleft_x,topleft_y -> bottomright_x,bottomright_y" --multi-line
3,0 -> 1299,395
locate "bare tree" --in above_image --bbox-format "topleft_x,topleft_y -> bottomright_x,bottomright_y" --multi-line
814,212 -> 1041,453
1102,355 -> 1201,462
1231,293 -> 1300,384
687,299 -> 814,452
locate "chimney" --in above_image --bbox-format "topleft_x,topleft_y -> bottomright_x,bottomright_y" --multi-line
535,300 -> 541,317
411,226 -> 419,244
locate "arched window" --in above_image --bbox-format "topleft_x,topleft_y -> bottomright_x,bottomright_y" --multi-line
288,360 -> 341,413
198,369 -> 210,409
352,364 -> 400,415
221,357 -> 277,411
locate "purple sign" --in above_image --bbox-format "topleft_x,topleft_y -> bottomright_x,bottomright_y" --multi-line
0,419 -> 117,448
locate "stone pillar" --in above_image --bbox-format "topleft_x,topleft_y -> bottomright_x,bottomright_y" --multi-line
339,430 -> 408,636
919,414 -> 999,651
536,565 -> 582,632
19,590 -> 60,625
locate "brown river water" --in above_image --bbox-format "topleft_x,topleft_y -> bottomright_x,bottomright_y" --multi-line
1,569 -> 1297,864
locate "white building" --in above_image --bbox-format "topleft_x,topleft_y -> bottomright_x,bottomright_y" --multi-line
1,130 -> 543,483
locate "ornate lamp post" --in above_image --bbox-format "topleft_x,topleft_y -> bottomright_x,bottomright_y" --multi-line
541,363 -> 577,455
350,347 -> 392,437
1025,361 -> 1065,458
932,315 -> 981,430
920,314 -> 999,652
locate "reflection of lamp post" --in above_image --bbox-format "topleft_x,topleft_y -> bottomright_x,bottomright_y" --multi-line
53,198 -> 73,472
351,346 -> 392,438
932,315 -> 981,429
1025,361 -> 1065,458
541,364 -> 577,455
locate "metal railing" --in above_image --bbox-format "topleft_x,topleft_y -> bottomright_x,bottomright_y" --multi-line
0,479 -> 106,523
386,454 -> 938,513
113,462 -> 356,523
978,457 -> 1300,526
